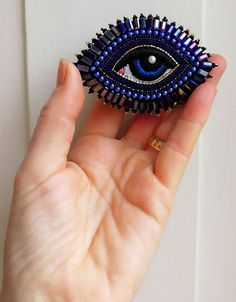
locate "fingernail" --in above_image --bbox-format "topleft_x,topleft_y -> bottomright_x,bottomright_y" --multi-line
57,58 -> 68,87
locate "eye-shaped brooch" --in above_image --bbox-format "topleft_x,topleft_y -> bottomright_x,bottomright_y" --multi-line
75,14 -> 217,114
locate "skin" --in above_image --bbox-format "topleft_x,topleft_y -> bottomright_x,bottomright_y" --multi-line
0,55 -> 226,302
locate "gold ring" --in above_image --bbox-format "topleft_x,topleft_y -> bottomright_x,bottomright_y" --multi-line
149,136 -> 165,152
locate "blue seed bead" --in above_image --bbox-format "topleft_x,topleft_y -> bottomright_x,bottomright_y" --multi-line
157,93 -> 162,98
90,66 -> 96,72
183,76 -> 188,82
181,47 -> 186,52
187,71 -> 193,77
154,30 -> 159,35
186,51 -> 191,56
151,94 -> 156,100
99,56 -> 104,61
95,61 -> 100,66
110,83 -> 115,89
168,88 -> 173,93
138,94 -> 144,100
160,32 -> 165,37
94,71 -> 100,77
172,38 -> 177,44
104,80 -> 110,86
115,87 -> 120,93
135,30 -> 139,35
140,29 -> 146,34
145,95 -> 151,100
121,89 -> 126,95
173,84 -> 178,89
112,41 -> 117,47
117,37 -> 122,43
103,51 -> 108,56
147,29 -> 152,35
163,90 -> 168,96
190,56 -> 195,62
132,93 -> 138,99
176,42 -> 181,48
122,34 -> 128,39
195,61 -> 200,67
166,35 -> 171,40
99,76 -> 104,82
107,46 -> 113,52
128,32 -> 133,37
127,91 -> 132,97
191,66 -> 197,72
178,80 -> 183,86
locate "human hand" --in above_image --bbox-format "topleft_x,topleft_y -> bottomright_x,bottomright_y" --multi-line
0,55 -> 226,302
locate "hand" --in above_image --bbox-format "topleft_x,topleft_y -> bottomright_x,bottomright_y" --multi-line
0,55 -> 226,302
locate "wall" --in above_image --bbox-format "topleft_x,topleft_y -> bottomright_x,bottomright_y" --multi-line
0,1 -> 235,301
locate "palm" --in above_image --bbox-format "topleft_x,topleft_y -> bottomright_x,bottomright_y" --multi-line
2,56 -> 224,302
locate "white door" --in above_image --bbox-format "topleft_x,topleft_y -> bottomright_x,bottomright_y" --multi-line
1,1 -> 235,301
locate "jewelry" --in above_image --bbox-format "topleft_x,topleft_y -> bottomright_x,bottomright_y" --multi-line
75,14 -> 217,114
149,136 -> 165,152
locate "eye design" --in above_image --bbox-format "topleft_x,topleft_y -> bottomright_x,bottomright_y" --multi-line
75,14 -> 217,114
114,46 -> 178,84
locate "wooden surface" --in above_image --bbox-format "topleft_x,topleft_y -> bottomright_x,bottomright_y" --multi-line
0,1 -> 235,301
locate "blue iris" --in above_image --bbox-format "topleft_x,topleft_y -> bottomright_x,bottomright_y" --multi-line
133,59 -> 167,78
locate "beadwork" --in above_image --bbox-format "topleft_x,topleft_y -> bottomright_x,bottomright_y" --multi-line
75,14 -> 217,114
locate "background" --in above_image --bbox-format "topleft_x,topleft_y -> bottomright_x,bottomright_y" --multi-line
0,0 -> 235,301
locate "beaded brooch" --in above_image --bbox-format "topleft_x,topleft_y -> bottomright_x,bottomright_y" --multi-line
75,14 -> 217,114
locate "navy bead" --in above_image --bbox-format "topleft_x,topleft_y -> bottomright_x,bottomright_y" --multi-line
173,84 -> 178,89
132,93 -> 138,98
160,32 -> 165,37
112,41 -> 117,47
166,35 -> 171,40
138,94 -> 144,100
140,29 -> 146,34
117,37 -> 122,43
178,80 -> 183,86
115,87 -> 120,93
103,51 -> 108,56
127,91 -> 132,97
154,30 -> 159,35
195,61 -> 200,67
99,76 -> 104,82
121,89 -> 126,94
147,29 -> 152,34
191,66 -> 197,72
110,83 -> 115,89
151,94 -> 156,100
187,71 -> 193,77
122,34 -> 128,39
181,47 -> 186,52
168,88 -> 173,93
186,51 -> 191,56
190,56 -> 195,61
104,80 -> 110,86
99,56 -> 104,61
95,71 -> 100,77
172,38 -> 177,44
157,93 -> 162,98
128,32 -> 133,37
134,30 -> 139,35
163,90 -> 168,96
107,46 -> 113,52
145,95 -> 151,100
90,66 -> 96,71
176,43 -> 181,48
183,76 -> 188,82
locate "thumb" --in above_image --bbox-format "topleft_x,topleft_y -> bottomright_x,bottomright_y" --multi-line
19,59 -> 84,188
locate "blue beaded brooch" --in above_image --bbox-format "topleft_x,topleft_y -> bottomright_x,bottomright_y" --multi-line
75,14 -> 217,114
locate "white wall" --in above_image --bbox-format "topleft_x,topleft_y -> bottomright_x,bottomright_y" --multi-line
0,1 -> 235,301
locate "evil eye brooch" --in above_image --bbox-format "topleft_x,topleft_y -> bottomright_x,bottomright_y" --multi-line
75,14 -> 218,114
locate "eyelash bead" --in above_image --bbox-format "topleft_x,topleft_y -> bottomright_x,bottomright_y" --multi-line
75,14 -> 216,114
